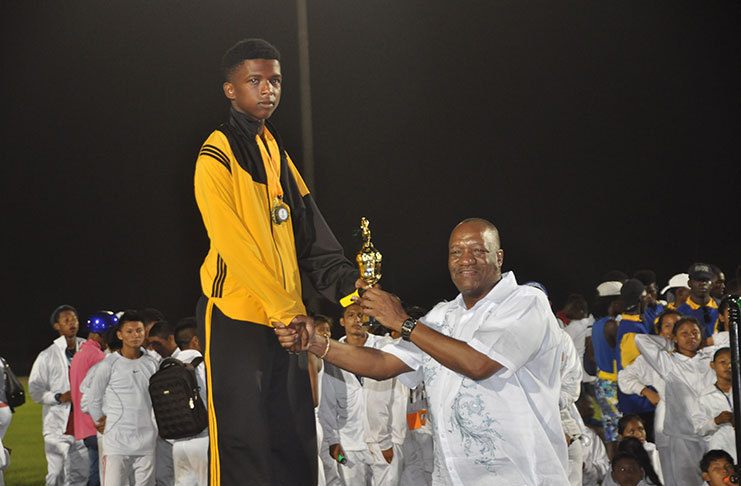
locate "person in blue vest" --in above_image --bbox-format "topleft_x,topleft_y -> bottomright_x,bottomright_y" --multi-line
676,263 -> 720,336
616,279 -> 656,442
634,270 -> 663,334
591,279 -> 624,458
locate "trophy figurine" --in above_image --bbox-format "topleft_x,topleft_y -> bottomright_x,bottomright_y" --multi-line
356,217 -> 382,326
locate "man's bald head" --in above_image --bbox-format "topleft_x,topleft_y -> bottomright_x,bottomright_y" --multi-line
451,218 -> 501,250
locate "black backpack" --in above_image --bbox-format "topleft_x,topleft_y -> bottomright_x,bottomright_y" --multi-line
148,356 -> 208,439
2,357 -> 25,412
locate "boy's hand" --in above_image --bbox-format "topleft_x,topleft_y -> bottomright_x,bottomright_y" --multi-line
641,388 -> 660,406
329,443 -> 345,463
95,416 -> 106,433
59,391 -> 72,403
273,316 -> 314,353
715,411 -> 734,425
381,446 -> 394,464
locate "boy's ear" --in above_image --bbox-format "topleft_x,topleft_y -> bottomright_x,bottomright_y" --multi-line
701,471 -> 710,482
53,322 -> 61,333
223,82 -> 235,100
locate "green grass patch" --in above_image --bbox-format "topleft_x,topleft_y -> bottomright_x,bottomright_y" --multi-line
4,378 -> 47,485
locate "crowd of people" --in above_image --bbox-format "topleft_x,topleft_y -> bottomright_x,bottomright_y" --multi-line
0,263 -> 737,486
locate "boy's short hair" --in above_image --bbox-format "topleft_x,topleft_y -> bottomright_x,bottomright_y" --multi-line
50,304 -> 78,327
617,414 -> 643,435
713,347 -> 731,362
174,317 -> 197,350
701,449 -> 734,472
118,310 -> 144,328
106,325 -> 123,351
149,320 -> 175,339
140,308 -> 166,327
222,38 -> 281,81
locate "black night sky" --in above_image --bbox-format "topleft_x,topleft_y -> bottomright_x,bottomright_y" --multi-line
3,1 -> 740,373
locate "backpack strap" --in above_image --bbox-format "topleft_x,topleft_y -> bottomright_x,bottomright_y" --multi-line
190,357 -> 204,368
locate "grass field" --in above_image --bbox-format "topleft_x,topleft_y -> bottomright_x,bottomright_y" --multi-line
4,378 -> 47,485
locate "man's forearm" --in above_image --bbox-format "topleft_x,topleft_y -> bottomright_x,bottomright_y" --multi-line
407,322 -> 502,381
308,336 -> 408,381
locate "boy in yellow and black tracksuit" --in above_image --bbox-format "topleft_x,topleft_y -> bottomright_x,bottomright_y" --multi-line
194,39 -> 357,486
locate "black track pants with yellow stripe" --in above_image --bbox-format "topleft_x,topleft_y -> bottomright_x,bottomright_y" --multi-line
196,295 -> 318,486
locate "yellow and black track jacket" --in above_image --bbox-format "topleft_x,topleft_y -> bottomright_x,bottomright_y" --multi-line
194,108 -> 357,327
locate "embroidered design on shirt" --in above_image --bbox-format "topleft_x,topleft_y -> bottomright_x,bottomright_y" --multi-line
450,388 -> 503,473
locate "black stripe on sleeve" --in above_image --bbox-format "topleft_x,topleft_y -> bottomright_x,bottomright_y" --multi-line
200,147 -> 231,173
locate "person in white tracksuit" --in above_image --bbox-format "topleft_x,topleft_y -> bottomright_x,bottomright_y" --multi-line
170,346 -> 209,486
618,309 -> 679,478
634,318 -> 728,486
558,329 -> 584,486
319,304 -> 407,486
87,312 -> 159,486
28,304 -> 89,486
692,347 -> 736,462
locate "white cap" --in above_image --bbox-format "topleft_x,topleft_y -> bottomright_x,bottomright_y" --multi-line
661,273 -> 690,294
597,281 -> 623,297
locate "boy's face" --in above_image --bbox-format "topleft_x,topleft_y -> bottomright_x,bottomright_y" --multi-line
314,321 -> 331,338
223,59 -> 282,121
703,457 -> 735,486
117,321 -> 145,349
611,457 -> 644,486
621,419 -> 646,443
54,310 -> 79,338
711,351 -> 733,382
340,304 -> 367,339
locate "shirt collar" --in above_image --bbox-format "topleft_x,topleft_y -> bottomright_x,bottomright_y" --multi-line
228,106 -> 263,139
686,296 -> 718,310
453,271 -> 518,309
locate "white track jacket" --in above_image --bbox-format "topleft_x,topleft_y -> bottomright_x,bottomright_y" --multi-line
28,336 -> 86,436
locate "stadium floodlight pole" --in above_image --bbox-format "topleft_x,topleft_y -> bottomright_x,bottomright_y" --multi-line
296,0 -> 315,192
727,295 -> 741,466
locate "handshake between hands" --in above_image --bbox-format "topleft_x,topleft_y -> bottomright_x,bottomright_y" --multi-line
273,278 -> 409,354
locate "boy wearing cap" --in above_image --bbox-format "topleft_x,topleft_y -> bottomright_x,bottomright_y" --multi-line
70,311 -> 118,486
615,279 -> 656,441
29,305 -> 90,485
677,263 -> 720,336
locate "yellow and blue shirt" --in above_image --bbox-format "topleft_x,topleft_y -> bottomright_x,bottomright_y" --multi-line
676,297 -> 719,336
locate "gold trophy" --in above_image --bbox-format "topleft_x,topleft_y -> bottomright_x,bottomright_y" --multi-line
356,217 -> 382,326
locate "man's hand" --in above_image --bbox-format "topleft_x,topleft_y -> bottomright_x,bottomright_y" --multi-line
357,284 -> 409,333
59,391 -> 72,403
329,443 -> 346,464
95,416 -> 106,434
381,446 -> 394,464
273,315 -> 314,353
641,388 -> 660,406
716,411 -> 734,425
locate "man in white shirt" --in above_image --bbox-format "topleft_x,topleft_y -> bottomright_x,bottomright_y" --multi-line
276,218 -> 568,485
29,304 -> 89,486
319,303 -> 407,485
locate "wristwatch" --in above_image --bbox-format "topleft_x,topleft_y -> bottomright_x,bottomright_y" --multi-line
54,393 -> 62,403
400,318 -> 418,341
